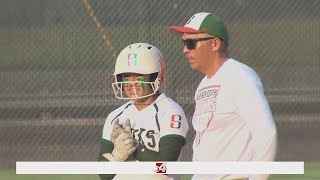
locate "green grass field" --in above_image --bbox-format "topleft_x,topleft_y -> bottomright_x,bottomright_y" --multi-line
2,163 -> 319,180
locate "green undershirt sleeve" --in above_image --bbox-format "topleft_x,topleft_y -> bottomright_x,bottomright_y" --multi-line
98,134 -> 186,179
98,139 -> 115,180
135,134 -> 186,161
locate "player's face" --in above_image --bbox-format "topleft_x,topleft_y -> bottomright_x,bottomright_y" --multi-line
121,73 -> 153,99
182,33 -> 216,73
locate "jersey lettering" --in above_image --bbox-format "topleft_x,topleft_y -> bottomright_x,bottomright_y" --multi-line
132,128 -> 160,151
193,86 -> 220,144
146,130 -> 156,148
136,128 -> 146,146
132,129 -> 139,138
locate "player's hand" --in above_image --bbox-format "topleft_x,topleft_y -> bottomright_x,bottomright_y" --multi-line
111,118 -> 122,143
111,118 -> 132,143
104,131 -> 138,161
105,118 -> 137,161
123,118 -> 132,133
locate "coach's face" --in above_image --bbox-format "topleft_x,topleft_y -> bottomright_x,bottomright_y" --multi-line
121,73 -> 152,99
182,33 -> 215,74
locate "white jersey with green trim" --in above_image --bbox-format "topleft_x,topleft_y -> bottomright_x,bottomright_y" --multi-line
102,93 -> 189,153
192,59 -> 277,180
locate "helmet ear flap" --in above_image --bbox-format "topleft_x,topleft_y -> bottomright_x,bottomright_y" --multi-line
158,77 -> 163,86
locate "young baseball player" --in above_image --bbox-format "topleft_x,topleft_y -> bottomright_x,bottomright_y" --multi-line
98,43 -> 189,180
169,12 -> 277,180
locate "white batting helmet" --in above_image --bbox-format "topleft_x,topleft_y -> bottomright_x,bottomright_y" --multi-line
112,43 -> 165,99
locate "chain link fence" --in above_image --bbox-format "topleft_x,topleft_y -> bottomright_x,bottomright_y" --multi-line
1,0 -> 319,169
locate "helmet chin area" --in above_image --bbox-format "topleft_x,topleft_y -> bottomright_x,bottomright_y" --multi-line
112,81 -> 159,100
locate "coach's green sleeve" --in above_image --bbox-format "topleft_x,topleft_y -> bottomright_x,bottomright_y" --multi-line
98,139 -> 115,180
135,134 -> 186,161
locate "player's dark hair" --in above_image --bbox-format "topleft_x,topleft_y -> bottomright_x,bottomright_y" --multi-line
149,72 -> 161,95
149,72 -> 158,82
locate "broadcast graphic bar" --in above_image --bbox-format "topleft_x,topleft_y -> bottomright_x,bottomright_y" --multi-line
16,161 -> 304,174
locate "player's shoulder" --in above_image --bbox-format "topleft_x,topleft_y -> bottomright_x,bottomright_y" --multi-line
105,101 -> 132,123
154,93 -> 185,114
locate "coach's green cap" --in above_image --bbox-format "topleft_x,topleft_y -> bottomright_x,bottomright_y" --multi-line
169,12 -> 229,45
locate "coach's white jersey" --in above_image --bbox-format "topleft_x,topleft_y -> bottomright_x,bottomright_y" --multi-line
103,93 -> 189,153
192,59 -> 277,180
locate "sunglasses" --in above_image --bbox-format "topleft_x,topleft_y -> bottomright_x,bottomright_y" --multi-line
183,37 -> 216,50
